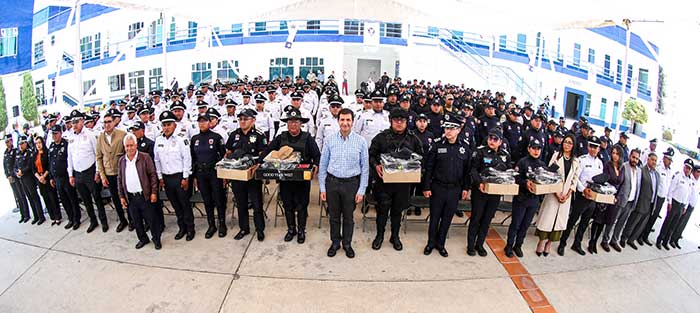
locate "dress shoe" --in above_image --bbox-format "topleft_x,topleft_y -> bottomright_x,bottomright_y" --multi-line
256,231 -> 265,242
284,230 -> 296,242
655,241 -> 662,250
662,242 -> 670,250
642,238 -> 653,246
218,225 -> 227,238
571,245 -> 586,256
610,242 -> 622,252
174,229 -> 187,240
72,222 -> 81,230
185,231 -> 195,241
543,251 -> 549,257
101,224 -> 109,233
620,241 -> 626,248
669,241 -> 677,249
438,247 -> 449,257
154,241 -> 162,250
64,222 -> 74,230
389,236 -> 403,251
467,248 -> 477,256
455,211 -> 464,218
20,218 -> 29,223
205,226 -> 217,239
18,218 -> 24,224
55,220 -> 62,226
343,246 -> 355,258
557,244 -> 566,256
51,221 -> 56,226
587,245 -> 598,254
513,245 -> 524,258
535,250 -> 543,257
504,246 -> 514,258
233,230 -> 250,240
476,246 -> 488,257
414,208 -> 422,216
116,221 -> 127,233
31,220 -> 38,225
296,231 -> 306,244
135,241 -> 149,249
636,238 -> 644,246
424,245 -> 434,255
372,234 -> 384,250
128,223 -> 135,232
601,242 -> 610,252
406,209 -> 413,216
37,219 -> 46,226
327,244 -> 340,257
627,241 -> 638,250
87,223 -> 98,233
675,241 -> 682,249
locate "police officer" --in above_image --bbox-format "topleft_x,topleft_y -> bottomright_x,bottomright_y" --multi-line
171,100 -> 197,139
544,130 -> 564,163
191,100 -> 210,124
154,110 -> 195,241
253,94 -> 274,142
369,108 -> 424,251
5,135 -> 30,223
477,102 -> 501,145
468,129 -> 511,257
575,123 -> 591,156
598,136 -> 611,164
502,109 -> 523,161
220,99 -> 240,134
206,107 -> 228,143
276,91 -> 316,137
506,139 -> 546,258
521,113 -> 548,162
191,113 -> 227,239
558,116 -> 569,134
656,158 -> 695,250
426,101 -> 443,138
315,94 -> 343,151
48,125 -> 81,229
615,132 -> 631,162
15,135 -> 46,224
398,94 -> 418,131
354,89 -> 390,144
266,107 -> 321,244
422,112 -> 471,257
226,109 -> 268,241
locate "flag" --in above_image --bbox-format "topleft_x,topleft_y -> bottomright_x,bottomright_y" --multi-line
364,22 -> 380,46
285,22 -> 298,49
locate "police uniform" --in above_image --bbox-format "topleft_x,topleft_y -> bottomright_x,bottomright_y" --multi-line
275,92 -> 316,137
154,110 -> 195,240
4,137 -> 30,222
48,129 -> 81,228
266,108 -> 321,244
521,117 -> 548,162
220,99 -> 240,134
191,114 -> 228,238
368,109 -> 424,251
502,114 -> 523,161
302,86 -> 320,118
468,130 -> 511,256
477,107 -> 501,145
657,159 -> 695,248
670,164 -> 699,247
253,95 -> 275,142
315,95 -> 344,151
171,101 -> 197,139
15,136 -> 46,224
422,113 -> 471,257
226,109 -> 268,241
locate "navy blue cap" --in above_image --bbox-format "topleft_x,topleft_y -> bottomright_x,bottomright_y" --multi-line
70,110 -> 85,121
50,124 -> 63,133
237,108 -> 257,119
528,139 -> 543,149
290,91 -> 303,100
129,121 -> 145,131
328,94 -> 344,106
196,100 -> 208,108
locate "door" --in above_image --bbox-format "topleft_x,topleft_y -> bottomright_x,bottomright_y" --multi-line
611,101 -> 619,128
357,59 -> 381,91
564,92 -> 580,119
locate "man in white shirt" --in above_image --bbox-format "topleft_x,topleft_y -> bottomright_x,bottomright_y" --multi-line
657,158 -> 695,250
669,164 -> 700,248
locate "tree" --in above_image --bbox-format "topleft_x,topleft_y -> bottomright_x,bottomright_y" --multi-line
0,77 -> 7,131
622,98 -> 648,125
20,72 -> 38,124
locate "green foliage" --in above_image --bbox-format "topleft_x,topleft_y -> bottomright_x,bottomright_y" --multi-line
621,98 -> 648,125
662,129 -> 673,141
0,77 -> 7,131
20,73 -> 38,124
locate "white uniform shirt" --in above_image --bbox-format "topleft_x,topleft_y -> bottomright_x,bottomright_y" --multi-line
67,127 -> 98,176
211,124 -> 229,144
576,154 -> 604,192
125,152 -> 142,193
353,109 -> 390,145
220,114 -> 240,134
667,171 -> 694,207
302,92 -> 319,116
315,112 -> 339,151
265,99 -> 283,122
275,107 -> 316,137
254,109 -> 275,142
154,134 -> 191,179
657,164 -> 673,199
688,176 -> 699,208
175,120 -> 196,139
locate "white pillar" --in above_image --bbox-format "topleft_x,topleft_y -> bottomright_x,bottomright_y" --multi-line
75,0 -> 83,108
616,19 -> 631,132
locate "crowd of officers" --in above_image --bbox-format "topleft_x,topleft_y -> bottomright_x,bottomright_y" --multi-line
3,74 -> 698,258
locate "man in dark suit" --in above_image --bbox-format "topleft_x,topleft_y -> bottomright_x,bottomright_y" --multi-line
622,152 -> 660,249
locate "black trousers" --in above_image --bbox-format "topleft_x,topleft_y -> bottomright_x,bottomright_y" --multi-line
37,180 -> 61,220
127,193 -> 162,243
560,192 -> 595,248
373,182 -> 410,236
9,177 -> 29,219
106,175 -> 129,224
20,175 -> 45,222
641,197 -> 665,240
74,165 -> 107,225
163,173 -> 194,232
232,179 -> 264,232
326,175 -> 359,246
671,205 -> 694,243
623,205 -> 652,243
657,199 -> 684,245
468,188 -> 500,249
428,183 -> 460,249
279,180 -> 311,231
195,169 -> 226,227
54,176 -> 81,223
507,196 -> 540,247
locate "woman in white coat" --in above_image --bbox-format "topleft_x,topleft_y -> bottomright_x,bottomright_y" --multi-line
535,133 -> 581,256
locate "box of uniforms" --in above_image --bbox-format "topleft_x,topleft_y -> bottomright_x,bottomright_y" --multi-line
532,183 -> 563,195
586,177 -> 617,204
382,170 -> 421,183
528,167 -> 563,195
255,147 -> 313,181
481,168 -> 519,195
483,183 -> 519,195
216,156 -> 257,181
587,191 -> 616,204
380,151 -> 422,183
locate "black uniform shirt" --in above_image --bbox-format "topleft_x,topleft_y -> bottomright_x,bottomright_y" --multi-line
423,137 -> 471,191
48,139 -> 69,178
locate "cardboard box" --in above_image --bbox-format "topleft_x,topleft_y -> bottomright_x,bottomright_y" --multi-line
587,191 -> 616,204
255,165 -> 313,181
483,183 -> 519,195
217,167 -> 255,181
532,182 -> 563,195
382,170 -> 421,183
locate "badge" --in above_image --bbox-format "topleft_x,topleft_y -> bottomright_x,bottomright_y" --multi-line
250,136 -> 257,143
208,138 -> 214,145
194,139 -> 199,146
141,142 -> 146,147
235,134 -> 240,141
183,139 -> 189,146
501,155 -> 507,162
459,147 -> 465,154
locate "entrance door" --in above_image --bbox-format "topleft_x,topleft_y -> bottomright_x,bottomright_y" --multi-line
564,92 -> 580,119
357,59 -> 381,91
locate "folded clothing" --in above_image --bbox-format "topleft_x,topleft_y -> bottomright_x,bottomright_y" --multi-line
381,152 -> 422,174
481,168 -> 518,184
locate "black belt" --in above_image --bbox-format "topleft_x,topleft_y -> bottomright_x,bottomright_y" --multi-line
434,180 -> 461,188
127,191 -> 143,198
328,173 -> 359,183
162,173 -> 182,178
195,162 -> 217,171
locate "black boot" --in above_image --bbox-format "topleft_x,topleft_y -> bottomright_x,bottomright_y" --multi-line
218,220 -> 227,238
284,228 -> 296,242
389,235 -> 403,251
205,225 -> 217,239
372,233 -> 384,250
297,228 -> 306,244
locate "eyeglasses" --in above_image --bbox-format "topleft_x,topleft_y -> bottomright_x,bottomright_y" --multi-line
563,141 -> 573,145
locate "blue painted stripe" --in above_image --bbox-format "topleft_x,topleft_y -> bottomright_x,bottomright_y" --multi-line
48,4 -> 118,34
587,26 -> 657,61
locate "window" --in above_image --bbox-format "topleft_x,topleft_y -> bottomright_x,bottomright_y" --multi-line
109,74 -> 126,92
556,38 -> 562,61
254,22 -> 266,32
516,34 -> 526,53
83,80 -> 96,96
148,17 -> 163,48
588,48 -> 595,63
499,35 -> 507,50
0,27 -> 19,57
381,23 -> 402,38
299,57 -> 324,81
638,68 -> 649,92
616,59 -> 622,84
169,17 -> 176,41
600,98 -> 607,118
344,20 -> 363,35
35,80 -> 46,106
627,64 -> 633,87
427,26 -> 438,37
604,54 -> 611,77
80,36 -> 92,60
149,68 -> 162,92
128,22 -> 144,40
279,21 -> 288,31
191,62 -> 211,86
307,20 -> 320,30
269,57 -> 294,80
231,23 -> 242,34
217,60 -> 239,81
584,94 -> 591,116
34,41 -> 44,64
573,43 -> 581,67
188,21 -> 198,38
128,70 -> 145,96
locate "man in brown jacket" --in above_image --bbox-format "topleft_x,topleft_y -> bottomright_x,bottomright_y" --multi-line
96,110 -> 130,232
118,133 -> 161,249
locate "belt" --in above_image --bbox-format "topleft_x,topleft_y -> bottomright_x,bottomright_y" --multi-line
195,162 -> 217,171
434,180 -> 460,188
127,191 -> 143,198
328,173 -> 359,183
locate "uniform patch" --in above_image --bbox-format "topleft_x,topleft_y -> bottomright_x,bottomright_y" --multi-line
459,147 -> 466,154
183,139 -> 189,146
250,136 -> 257,143
194,139 -> 199,146
208,138 -> 214,145
438,148 -> 447,154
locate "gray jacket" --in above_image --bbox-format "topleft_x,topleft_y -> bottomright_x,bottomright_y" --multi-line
635,165 -> 660,214
618,162 -> 642,208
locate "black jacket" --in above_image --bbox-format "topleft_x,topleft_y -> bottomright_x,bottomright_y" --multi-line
369,128 -> 424,181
